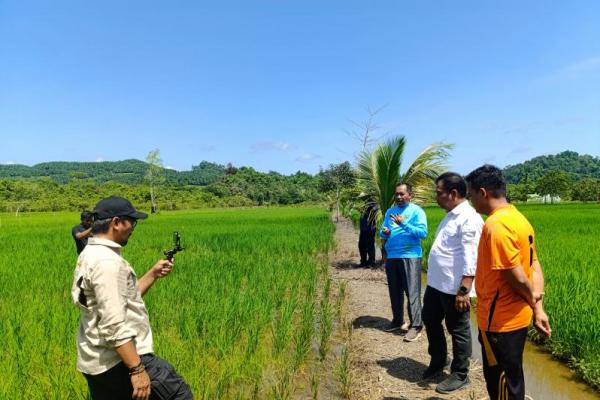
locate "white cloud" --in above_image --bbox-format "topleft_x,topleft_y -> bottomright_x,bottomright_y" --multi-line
95,157 -> 105,162
0,161 -> 16,165
541,55 -> 600,82
251,141 -> 295,152
296,153 -> 321,162
564,56 -> 600,75
509,146 -> 532,155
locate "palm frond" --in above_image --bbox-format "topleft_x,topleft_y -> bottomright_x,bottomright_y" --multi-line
401,142 -> 453,204
356,138 -> 452,221
357,136 -> 407,221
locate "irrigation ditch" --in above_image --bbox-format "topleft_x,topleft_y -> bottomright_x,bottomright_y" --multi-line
329,215 -> 600,400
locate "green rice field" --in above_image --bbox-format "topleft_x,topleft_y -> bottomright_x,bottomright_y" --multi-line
0,207 -> 334,399
1,203 -> 599,398
423,203 -> 600,388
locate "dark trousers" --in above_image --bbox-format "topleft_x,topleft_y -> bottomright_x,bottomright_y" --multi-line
84,354 -> 193,400
478,328 -> 527,400
384,258 -> 422,328
422,286 -> 471,379
358,231 -> 376,266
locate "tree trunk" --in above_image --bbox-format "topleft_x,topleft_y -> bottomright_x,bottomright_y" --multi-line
336,188 -> 340,222
150,186 -> 157,213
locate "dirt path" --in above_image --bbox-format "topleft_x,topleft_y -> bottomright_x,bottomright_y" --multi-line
330,216 -> 488,400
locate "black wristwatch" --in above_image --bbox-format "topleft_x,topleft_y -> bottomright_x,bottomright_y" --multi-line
458,286 -> 470,296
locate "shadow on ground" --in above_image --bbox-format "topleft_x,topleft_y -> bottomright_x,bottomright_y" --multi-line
353,315 -> 390,331
352,316 -> 409,338
332,258 -> 360,270
377,356 -> 442,385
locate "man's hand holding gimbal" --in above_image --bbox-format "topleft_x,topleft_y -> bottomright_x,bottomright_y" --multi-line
139,259 -> 174,296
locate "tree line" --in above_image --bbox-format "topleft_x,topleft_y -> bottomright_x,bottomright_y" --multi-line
0,161 -> 356,213
1,148 -> 598,214
505,151 -> 600,202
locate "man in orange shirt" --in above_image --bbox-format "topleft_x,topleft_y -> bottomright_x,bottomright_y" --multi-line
465,165 -> 551,400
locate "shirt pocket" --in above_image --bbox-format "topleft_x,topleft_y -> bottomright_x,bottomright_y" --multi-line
441,227 -> 459,248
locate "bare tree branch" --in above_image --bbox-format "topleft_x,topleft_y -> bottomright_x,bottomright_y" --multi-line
344,104 -> 390,152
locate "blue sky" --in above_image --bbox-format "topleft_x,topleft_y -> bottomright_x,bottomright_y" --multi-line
1,1 -> 599,175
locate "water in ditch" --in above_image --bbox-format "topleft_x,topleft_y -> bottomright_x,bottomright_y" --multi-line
419,273 -> 599,399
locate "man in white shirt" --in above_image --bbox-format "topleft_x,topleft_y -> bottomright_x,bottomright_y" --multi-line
422,173 -> 484,394
72,196 -> 193,400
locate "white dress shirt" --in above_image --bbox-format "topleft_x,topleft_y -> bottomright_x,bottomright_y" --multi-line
427,201 -> 484,296
71,237 -> 154,375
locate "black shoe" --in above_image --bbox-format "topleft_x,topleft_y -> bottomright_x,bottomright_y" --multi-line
383,323 -> 402,332
436,374 -> 470,393
422,357 -> 450,380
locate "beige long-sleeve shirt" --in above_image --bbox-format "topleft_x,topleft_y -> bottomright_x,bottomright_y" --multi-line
71,238 -> 153,375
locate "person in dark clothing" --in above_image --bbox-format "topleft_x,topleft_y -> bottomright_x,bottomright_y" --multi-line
359,201 -> 378,267
72,211 -> 93,255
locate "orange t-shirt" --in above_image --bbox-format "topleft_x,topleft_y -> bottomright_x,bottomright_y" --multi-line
475,204 -> 537,332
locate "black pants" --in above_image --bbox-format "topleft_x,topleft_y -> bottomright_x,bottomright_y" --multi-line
384,258 -> 422,328
478,328 -> 527,400
422,286 -> 471,379
358,231 -> 376,266
84,354 -> 193,400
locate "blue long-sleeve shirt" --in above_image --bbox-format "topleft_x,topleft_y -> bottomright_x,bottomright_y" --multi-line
379,202 -> 428,258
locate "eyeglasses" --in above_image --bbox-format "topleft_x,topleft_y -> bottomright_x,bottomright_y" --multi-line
117,216 -> 137,228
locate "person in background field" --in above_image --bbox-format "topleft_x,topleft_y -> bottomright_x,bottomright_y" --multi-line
422,172 -> 484,393
72,196 -> 193,400
380,183 -> 428,342
466,165 -> 551,400
358,198 -> 378,268
72,210 -> 93,255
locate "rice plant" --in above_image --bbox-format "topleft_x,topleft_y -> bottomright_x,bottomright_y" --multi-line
0,207 -> 334,399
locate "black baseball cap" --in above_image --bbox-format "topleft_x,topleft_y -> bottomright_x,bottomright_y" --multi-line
92,196 -> 148,220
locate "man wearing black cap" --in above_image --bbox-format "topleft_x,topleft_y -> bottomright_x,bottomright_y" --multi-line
71,196 -> 192,400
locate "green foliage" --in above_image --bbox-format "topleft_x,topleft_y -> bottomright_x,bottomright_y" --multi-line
145,149 -> 166,213
0,207 -> 334,399
0,162 -> 332,211
571,178 -> 600,202
317,162 -> 357,221
536,171 -> 572,201
504,151 -> 600,184
507,182 -> 535,202
356,136 -> 451,224
0,160 -> 224,186
317,162 -> 356,193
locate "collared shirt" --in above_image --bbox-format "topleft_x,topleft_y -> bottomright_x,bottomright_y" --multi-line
71,237 -> 153,375
427,201 -> 483,296
379,202 -> 428,258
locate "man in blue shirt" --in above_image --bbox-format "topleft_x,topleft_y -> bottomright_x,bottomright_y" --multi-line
380,183 -> 428,341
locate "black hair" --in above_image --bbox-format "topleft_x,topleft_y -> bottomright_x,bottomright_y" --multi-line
465,164 -> 506,198
435,172 -> 467,198
80,210 -> 93,221
91,218 -> 112,235
396,182 -> 413,195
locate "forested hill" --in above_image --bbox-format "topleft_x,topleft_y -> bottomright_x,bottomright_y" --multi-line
0,158 -> 354,211
503,151 -> 600,183
0,159 -> 226,185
